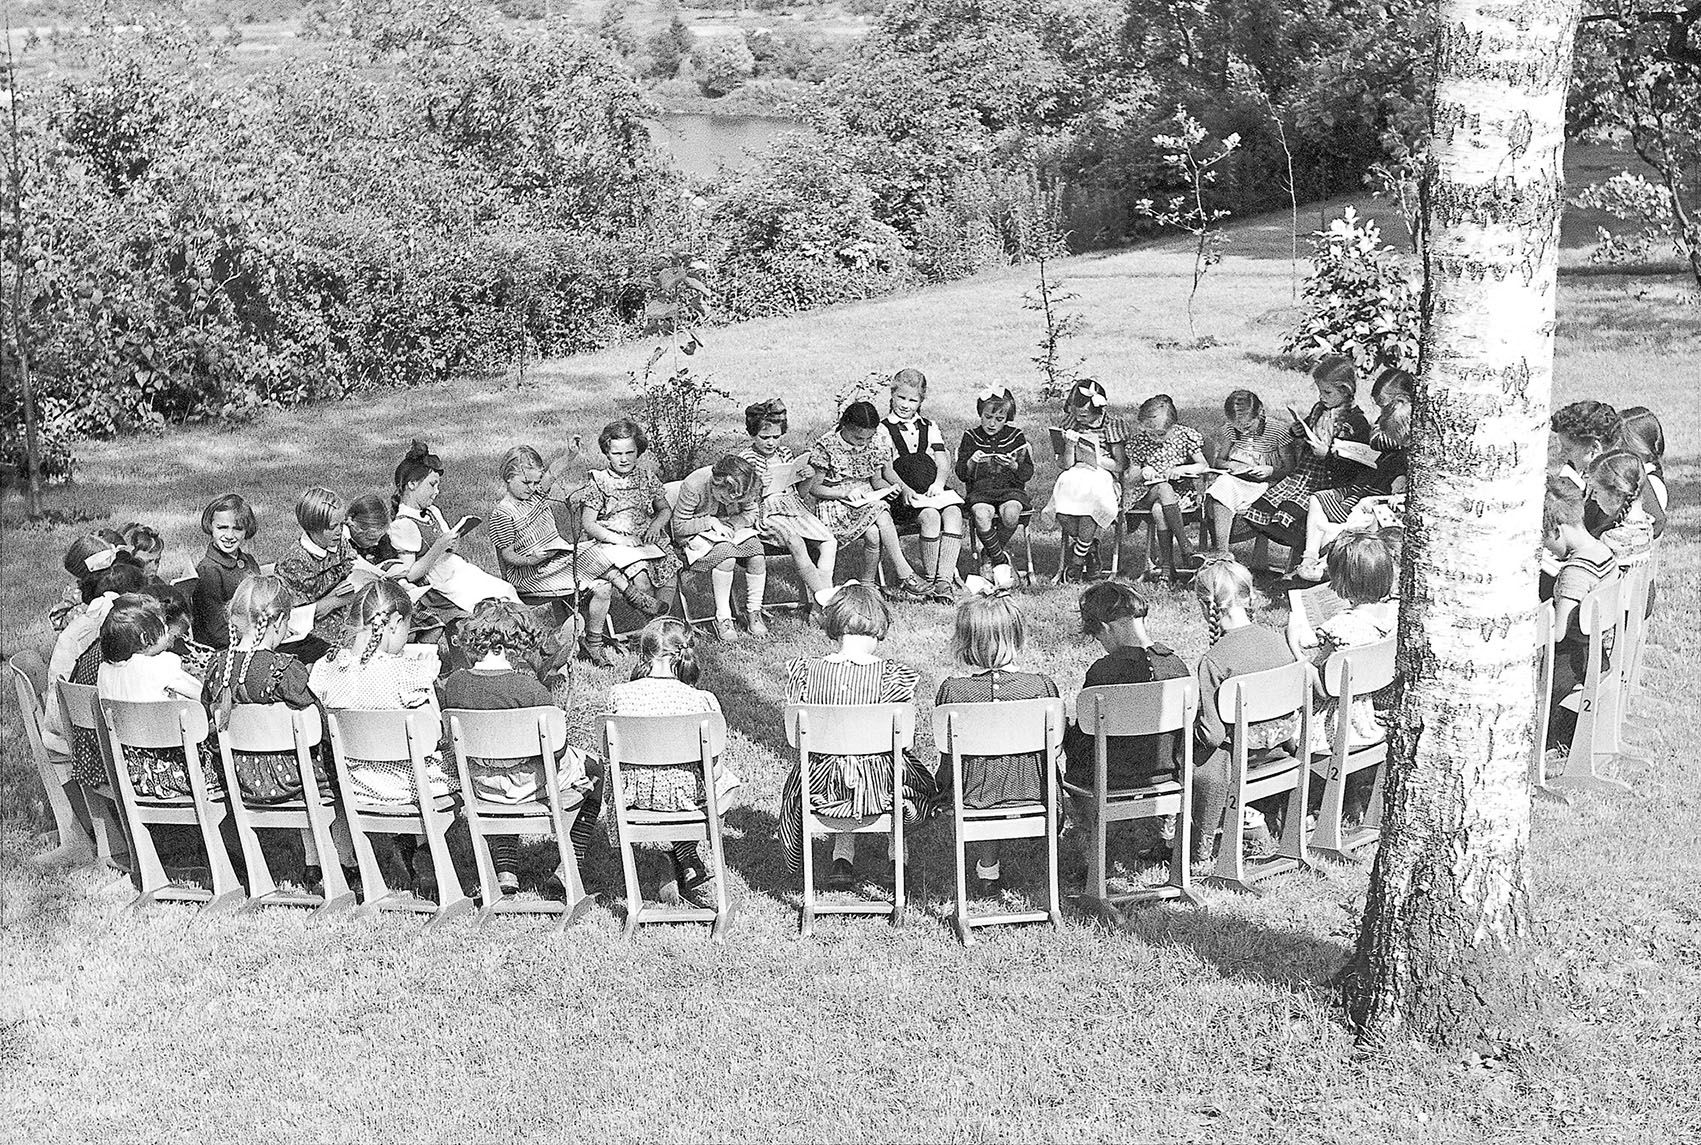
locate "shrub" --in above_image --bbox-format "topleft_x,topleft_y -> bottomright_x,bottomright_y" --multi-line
1283,207 -> 1420,374
691,34 -> 756,98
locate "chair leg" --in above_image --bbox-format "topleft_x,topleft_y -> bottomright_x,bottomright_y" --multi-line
195,805 -> 247,916
798,811 -> 815,938
552,805 -> 595,930
1045,816 -> 1063,930
421,817 -> 473,932
953,818 -> 972,946
619,823 -> 644,939
1088,811 -> 1107,907
230,807 -> 276,913
1205,788 -> 1255,894
1310,763 -> 1346,860
125,818 -> 174,907
890,817 -> 905,927
344,811 -> 392,912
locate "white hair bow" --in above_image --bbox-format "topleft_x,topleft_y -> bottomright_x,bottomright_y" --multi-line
84,546 -> 117,572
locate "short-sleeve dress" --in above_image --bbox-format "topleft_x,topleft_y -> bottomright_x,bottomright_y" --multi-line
1045,409 -> 1128,529
1312,437 -> 1408,524
1205,419 -> 1292,514
389,503 -> 520,613
1245,402 -> 1374,548
742,445 -> 834,545
933,669 -> 1059,807
487,494 -> 614,598
777,656 -> 941,873
603,675 -> 736,845
1125,424 -> 1206,512
202,646 -> 331,803
1309,603 -> 1396,754
309,649 -> 459,805
809,430 -> 897,542
581,467 -> 673,577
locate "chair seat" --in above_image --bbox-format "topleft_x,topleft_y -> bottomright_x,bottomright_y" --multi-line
961,802 -> 1045,820
1247,755 -> 1302,784
351,792 -> 460,816
1060,778 -> 1182,802
625,807 -> 710,825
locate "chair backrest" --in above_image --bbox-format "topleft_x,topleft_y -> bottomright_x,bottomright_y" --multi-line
1319,636 -> 1397,700
103,698 -> 210,751
785,703 -> 915,754
9,658 -> 49,758
222,703 -> 324,754
1215,660 -> 1311,725
447,706 -> 568,760
602,711 -> 727,765
1075,679 -> 1197,737
933,697 -> 1065,757
1577,573 -> 1623,639
326,707 -> 442,764
56,680 -> 101,733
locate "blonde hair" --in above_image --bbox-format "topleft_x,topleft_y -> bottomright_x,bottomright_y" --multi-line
296,486 -> 344,533
499,445 -> 547,482
1193,557 -> 1256,642
228,575 -> 295,644
951,595 -> 1024,670
339,579 -> 412,665
1327,530 -> 1395,606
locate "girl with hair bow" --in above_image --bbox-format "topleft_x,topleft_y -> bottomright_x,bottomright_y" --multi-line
1041,379 -> 1128,583
955,386 -> 1033,590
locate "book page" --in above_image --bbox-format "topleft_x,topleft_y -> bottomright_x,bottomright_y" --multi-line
1334,439 -> 1382,468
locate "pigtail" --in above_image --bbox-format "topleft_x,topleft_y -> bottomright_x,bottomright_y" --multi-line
671,637 -> 701,688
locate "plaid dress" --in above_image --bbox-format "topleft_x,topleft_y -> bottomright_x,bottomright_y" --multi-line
777,656 -> 941,873
933,670 -> 1059,807
1245,403 -> 1373,543
741,446 -> 834,545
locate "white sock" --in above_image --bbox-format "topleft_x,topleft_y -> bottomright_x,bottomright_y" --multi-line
745,571 -> 767,614
814,586 -> 839,606
711,565 -> 735,620
976,859 -> 1001,880
832,835 -> 857,863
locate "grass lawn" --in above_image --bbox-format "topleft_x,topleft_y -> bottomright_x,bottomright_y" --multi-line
1,212 -> 1698,1142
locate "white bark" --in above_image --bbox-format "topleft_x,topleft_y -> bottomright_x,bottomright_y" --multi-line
1345,0 -> 1583,1046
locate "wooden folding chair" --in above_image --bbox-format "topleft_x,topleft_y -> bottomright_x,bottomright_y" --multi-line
324,707 -> 474,930
1551,573 -> 1633,796
1621,547 -> 1658,726
54,681 -> 136,878
10,659 -> 95,867
785,702 -> 916,937
1059,679 -> 1202,912
934,697 -> 1064,944
1612,552 -> 1656,741
1201,660 -> 1316,894
100,698 -> 246,913
1307,636 -> 1396,862
214,704 -> 357,918
446,706 -> 596,928
1529,602 -> 1569,806
602,712 -> 733,941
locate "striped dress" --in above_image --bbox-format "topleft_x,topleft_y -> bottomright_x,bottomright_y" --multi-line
487,495 -> 614,597
933,670 -> 1059,807
777,656 -> 941,873
955,425 -> 1035,509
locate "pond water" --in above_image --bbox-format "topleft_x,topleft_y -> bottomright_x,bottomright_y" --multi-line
649,113 -> 809,179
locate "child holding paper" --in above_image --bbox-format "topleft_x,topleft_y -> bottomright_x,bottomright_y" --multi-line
671,456 -> 770,641
1125,394 -> 1210,584
389,440 -> 520,614
882,368 -> 964,602
807,401 -> 932,600
580,420 -> 676,616
1045,379 -> 1128,583
275,486 -> 361,662
741,398 -> 839,618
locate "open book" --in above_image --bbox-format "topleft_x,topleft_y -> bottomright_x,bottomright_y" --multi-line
848,485 -> 901,509
767,454 -> 812,491
1049,427 -> 1104,469
906,488 -> 964,510
1333,439 -> 1383,468
682,528 -> 762,564
1287,583 -> 1349,648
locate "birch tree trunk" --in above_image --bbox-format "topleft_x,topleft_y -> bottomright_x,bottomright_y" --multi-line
1341,0 -> 1583,1047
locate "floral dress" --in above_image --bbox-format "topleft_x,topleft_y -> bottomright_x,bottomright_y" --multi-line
581,467 -> 673,577
1310,602 -> 1396,755
777,656 -> 941,873
809,430 -> 897,542
98,652 -> 223,800
487,495 -> 613,598
1125,424 -> 1206,512
202,647 -> 331,804
742,445 -> 833,545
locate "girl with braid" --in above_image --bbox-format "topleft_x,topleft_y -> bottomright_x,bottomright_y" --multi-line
1190,558 -> 1298,863
310,580 -> 458,895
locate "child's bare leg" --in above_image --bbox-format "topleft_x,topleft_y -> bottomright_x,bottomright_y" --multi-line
814,535 -> 838,588
860,525 -> 881,581
1299,496 -> 1329,567
785,535 -> 831,600
875,511 -> 919,582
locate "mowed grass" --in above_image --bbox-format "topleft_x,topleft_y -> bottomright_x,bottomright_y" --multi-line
1,225 -> 1698,1143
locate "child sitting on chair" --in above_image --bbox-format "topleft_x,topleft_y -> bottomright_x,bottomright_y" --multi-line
193,494 -> 263,650
1125,394 -> 1210,584
1060,582 -> 1190,862
1190,558 -> 1299,863
96,594 -> 222,800
442,599 -> 603,899
580,420 -> 675,627
1046,379 -> 1128,583
671,455 -> 770,642
275,486 -> 361,664
1296,531 -> 1396,756
779,584 -> 940,888
1585,449 -> 1657,560
935,595 -> 1059,896
310,580 -> 458,897
741,398 -> 839,620
1204,389 -> 1289,564
1542,476 -> 1617,756
956,387 -> 1034,590
203,574 -> 358,886
605,617 -> 740,909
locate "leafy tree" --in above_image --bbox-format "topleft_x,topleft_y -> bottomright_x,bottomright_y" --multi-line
1570,0 -> 1701,288
1136,106 -> 1239,340
691,34 -> 756,97
645,13 -> 695,80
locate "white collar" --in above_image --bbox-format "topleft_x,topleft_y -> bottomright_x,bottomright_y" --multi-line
396,502 -> 426,521
298,533 -> 328,558
1560,465 -> 1585,490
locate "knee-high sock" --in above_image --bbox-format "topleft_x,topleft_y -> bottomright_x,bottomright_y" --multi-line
745,569 -> 767,614
711,565 -> 735,619
937,529 -> 963,583
978,519 -> 1009,565
919,534 -> 940,580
